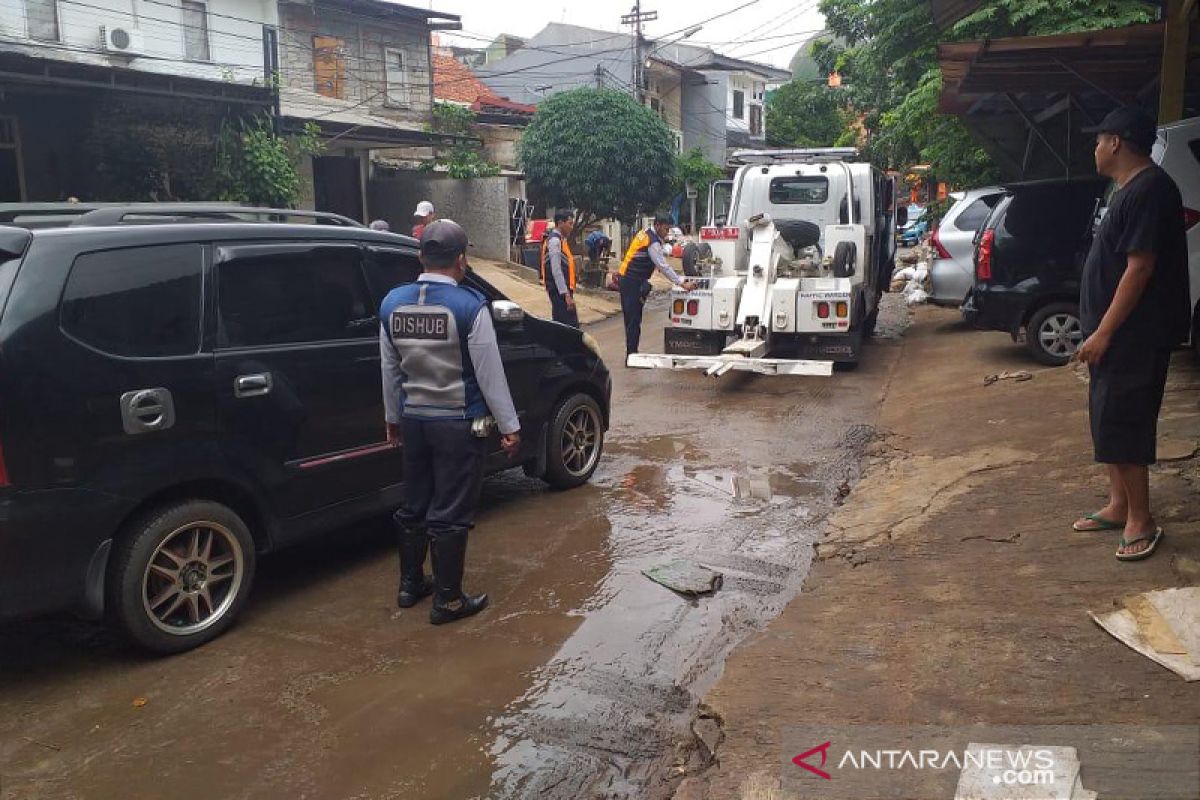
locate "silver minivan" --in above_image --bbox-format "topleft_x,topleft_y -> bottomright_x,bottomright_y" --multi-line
928,186 -> 1005,307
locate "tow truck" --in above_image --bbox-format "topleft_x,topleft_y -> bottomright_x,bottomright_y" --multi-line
627,148 -> 904,376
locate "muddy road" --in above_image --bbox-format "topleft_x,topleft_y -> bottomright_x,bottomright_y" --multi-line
0,296 -> 905,800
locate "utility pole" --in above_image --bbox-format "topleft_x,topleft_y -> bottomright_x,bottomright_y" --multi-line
620,1 -> 656,104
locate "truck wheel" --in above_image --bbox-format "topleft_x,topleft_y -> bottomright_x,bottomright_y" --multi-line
1026,302 -> 1083,366
543,393 -> 605,490
107,500 -> 256,654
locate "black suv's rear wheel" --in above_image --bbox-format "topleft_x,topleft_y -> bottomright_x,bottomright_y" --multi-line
543,393 -> 604,489
107,500 -> 256,654
1026,302 -> 1083,366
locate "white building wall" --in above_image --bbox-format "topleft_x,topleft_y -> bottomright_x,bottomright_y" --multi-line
2,0 -> 275,83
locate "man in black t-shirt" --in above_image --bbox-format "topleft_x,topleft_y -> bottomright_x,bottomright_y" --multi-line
1072,107 -> 1190,562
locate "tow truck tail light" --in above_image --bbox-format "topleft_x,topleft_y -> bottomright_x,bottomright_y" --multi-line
931,226 -> 951,259
817,302 -> 830,319
1185,208 -> 1200,230
976,229 -> 995,282
672,299 -> 685,315
836,301 -> 848,318
686,299 -> 699,316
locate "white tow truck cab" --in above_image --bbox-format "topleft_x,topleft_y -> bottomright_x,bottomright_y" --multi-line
629,148 -> 903,376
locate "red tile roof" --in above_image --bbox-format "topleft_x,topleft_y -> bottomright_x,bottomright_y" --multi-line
432,52 -> 535,116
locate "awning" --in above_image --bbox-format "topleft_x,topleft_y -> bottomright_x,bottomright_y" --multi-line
939,23 -> 1166,113
935,22 -> 1200,179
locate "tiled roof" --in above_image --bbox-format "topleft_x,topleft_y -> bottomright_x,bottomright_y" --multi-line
433,52 -> 535,115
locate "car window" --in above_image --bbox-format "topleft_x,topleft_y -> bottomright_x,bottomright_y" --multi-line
60,244 -> 203,357
1002,187 -> 1100,249
953,195 -> 1001,233
769,177 -> 829,204
216,243 -> 375,348
364,247 -> 421,300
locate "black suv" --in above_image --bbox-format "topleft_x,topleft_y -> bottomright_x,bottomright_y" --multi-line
962,178 -> 1109,365
0,206 -> 611,653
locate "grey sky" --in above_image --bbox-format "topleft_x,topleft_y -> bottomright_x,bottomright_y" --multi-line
427,0 -> 827,69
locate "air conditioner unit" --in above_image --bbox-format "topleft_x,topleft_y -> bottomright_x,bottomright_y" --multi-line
100,26 -> 144,55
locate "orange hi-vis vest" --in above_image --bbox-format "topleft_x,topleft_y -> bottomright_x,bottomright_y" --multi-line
619,227 -> 662,281
540,229 -> 576,291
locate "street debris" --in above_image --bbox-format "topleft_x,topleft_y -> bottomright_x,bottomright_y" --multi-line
22,735 -> 61,752
132,697 -> 148,708
891,261 -> 931,305
643,560 -> 724,597
954,744 -> 1095,800
1091,587 -> 1200,681
983,370 -> 1033,386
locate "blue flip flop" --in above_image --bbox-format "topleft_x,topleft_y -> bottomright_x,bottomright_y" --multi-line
1116,528 -> 1163,562
1072,512 -> 1124,532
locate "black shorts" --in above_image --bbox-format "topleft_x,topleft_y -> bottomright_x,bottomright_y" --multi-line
1088,343 -> 1171,465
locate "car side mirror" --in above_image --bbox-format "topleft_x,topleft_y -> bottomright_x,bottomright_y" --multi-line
896,207 -> 908,227
492,300 -> 524,323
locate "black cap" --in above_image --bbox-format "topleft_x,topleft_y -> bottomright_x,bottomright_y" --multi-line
419,219 -> 468,264
1082,106 -> 1157,153
653,213 -> 672,225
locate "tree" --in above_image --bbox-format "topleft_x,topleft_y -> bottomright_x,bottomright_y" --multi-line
425,102 -> 501,179
674,147 -> 725,224
817,0 -> 1154,184
215,116 -> 324,208
518,88 -> 677,233
766,81 -> 852,148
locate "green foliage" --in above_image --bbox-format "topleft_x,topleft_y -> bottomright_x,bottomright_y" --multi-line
215,116 -> 324,208
674,147 -> 724,220
766,81 -> 852,148
426,101 -> 501,179
85,100 -> 227,200
518,88 -> 677,227
816,0 -> 1154,184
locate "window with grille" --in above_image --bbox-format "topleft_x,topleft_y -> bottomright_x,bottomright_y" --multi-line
732,90 -> 745,120
384,48 -> 410,107
25,0 -> 60,41
181,0 -> 211,61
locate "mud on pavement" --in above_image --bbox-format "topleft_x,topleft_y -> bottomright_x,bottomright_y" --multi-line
483,295 -> 908,799
0,295 -> 907,800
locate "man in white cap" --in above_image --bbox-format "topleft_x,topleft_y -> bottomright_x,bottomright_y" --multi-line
412,201 -> 435,238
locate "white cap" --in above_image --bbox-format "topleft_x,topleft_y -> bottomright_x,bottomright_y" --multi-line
414,201 -> 434,217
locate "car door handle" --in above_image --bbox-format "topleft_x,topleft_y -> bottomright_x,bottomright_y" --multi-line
234,373 -> 273,398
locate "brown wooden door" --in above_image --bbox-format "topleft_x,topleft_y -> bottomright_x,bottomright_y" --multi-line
313,36 -> 345,99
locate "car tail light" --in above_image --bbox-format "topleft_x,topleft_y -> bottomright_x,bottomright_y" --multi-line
931,226 -> 951,259
1185,208 -> 1200,230
672,299 -> 685,315
836,301 -> 848,318
817,302 -> 830,319
976,229 -> 994,281
686,299 -> 699,316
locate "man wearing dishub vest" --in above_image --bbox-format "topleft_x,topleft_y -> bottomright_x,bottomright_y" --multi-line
380,219 -> 521,625
541,209 -> 580,327
618,214 -> 696,360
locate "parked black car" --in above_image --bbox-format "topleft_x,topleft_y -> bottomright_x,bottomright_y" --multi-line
961,178 -> 1109,365
0,206 -> 611,653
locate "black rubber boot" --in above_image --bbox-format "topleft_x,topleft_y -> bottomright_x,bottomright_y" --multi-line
395,516 -> 432,609
429,528 -> 488,625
